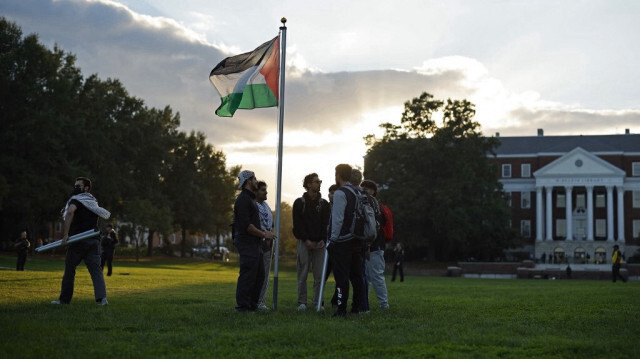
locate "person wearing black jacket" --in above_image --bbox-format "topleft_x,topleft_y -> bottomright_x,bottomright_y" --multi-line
15,230 -> 30,271
233,170 -> 275,312
100,224 -> 118,276
292,173 -> 330,310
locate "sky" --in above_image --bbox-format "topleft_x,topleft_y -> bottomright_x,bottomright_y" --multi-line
2,0 -> 640,207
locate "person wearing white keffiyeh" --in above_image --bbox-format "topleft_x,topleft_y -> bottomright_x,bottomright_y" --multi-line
52,177 -> 109,306
255,181 -> 274,310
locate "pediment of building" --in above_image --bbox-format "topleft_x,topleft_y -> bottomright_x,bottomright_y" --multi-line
534,147 -> 625,178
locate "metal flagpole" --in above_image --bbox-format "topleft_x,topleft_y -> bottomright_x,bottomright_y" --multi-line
272,17 -> 287,311
316,247 -> 329,311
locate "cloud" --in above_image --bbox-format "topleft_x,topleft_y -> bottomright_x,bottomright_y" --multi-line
2,0 -> 639,205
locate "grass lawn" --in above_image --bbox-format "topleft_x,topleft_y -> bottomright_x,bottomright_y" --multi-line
1,254 -> 639,359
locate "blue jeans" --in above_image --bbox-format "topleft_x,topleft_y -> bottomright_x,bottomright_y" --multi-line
366,249 -> 389,307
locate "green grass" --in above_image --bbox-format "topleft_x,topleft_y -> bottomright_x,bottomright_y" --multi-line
1,254 -> 639,358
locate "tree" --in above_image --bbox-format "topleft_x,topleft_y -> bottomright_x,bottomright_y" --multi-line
275,202 -> 295,255
364,92 -> 515,261
0,19 -> 238,255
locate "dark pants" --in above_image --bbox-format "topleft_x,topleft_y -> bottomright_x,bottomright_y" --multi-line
392,262 -> 404,282
328,239 -> 364,315
59,239 -> 107,303
235,240 -> 265,311
101,248 -> 115,276
612,264 -> 627,283
360,245 -> 370,312
16,251 -> 27,271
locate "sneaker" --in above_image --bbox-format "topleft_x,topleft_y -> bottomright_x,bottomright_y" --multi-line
380,303 -> 389,309
51,300 -> 62,305
97,298 -> 108,306
297,303 -> 307,311
257,303 -> 268,311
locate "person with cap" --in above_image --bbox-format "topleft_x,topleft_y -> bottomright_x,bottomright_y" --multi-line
611,245 -> 627,283
233,170 -> 275,312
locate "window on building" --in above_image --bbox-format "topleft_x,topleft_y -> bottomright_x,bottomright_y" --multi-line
505,192 -> 512,207
521,163 -> 531,178
194,238 -> 199,246
521,192 -> 531,209
557,193 -> 566,208
633,220 -> 640,239
502,164 -> 512,178
596,219 -> 606,238
556,219 -> 566,237
596,193 -> 605,208
634,191 -> 640,208
633,162 -> 640,176
576,194 -> 585,208
521,220 -> 531,238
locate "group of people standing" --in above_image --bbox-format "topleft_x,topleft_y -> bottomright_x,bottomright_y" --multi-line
232,164 -> 403,317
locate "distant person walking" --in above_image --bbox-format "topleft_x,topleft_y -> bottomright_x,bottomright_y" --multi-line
611,245 -> 627,283
256,181 -> 274,310
100,224 -> 118,276
233,170 -> 274,312
52,177 -> 111,305
292,173 -> 330,310
15,230 -> 30,271
392,242 -> 404,282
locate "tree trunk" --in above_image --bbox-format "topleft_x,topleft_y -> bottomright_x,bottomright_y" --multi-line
135,227 -> 141,263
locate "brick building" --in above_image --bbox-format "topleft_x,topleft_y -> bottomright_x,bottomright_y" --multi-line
492,129 -> 640,262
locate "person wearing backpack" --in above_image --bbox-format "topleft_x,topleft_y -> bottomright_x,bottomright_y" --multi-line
292,173 -> 331,310
327,164 -> 366,318
361,180 -> 390,309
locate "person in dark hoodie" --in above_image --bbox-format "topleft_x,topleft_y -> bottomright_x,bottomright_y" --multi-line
292,172 -> 330,310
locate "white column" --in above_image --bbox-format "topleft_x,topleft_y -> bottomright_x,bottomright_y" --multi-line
565,186 -> 573,241
586,185 -> 594,241
606,185 -> 614,241
545,186 -> 553,240
536,186 -> 543,241
617,187 -> 625,243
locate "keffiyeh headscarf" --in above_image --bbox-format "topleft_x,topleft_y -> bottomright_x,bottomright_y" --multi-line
64,192 -> 111,220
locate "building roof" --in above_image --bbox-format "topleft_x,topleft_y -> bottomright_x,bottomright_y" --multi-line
494,133 -> 640,155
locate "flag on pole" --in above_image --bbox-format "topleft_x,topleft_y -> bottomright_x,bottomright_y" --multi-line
209,37 -> 280,117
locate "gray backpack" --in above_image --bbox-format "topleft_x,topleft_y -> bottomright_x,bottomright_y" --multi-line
344,185 -> 379,243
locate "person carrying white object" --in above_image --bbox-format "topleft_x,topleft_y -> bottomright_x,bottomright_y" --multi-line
52,177 -> 110,306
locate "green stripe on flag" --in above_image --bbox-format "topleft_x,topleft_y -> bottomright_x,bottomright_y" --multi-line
215,84 -> 278,117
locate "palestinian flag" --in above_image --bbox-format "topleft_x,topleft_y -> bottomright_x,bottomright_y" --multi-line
209,37 -> 280,117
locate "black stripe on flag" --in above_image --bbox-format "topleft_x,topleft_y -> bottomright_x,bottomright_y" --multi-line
210,37 -> 277,76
